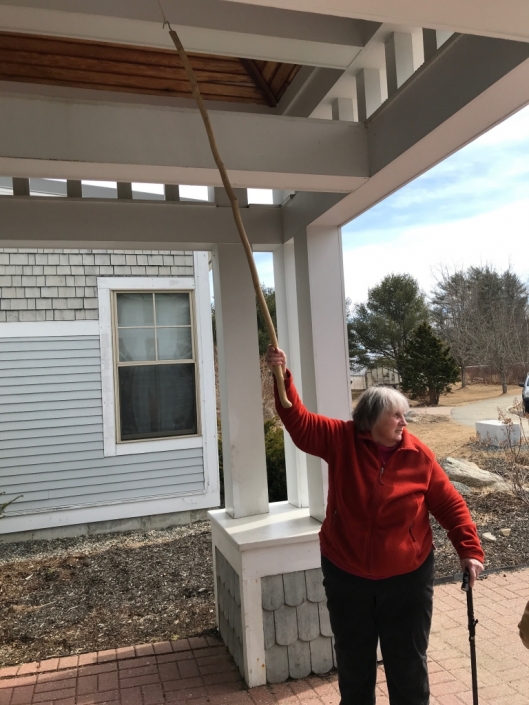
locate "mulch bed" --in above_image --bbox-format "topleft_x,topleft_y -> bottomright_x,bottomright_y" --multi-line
1,491 -> 528,668
432,491 -> 529,577
0,523 -> 216,668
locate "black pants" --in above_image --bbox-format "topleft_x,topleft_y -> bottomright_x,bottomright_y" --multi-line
321,551 -> 434,705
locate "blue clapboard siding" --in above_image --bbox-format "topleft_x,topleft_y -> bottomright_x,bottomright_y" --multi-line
0,336 -> 205,514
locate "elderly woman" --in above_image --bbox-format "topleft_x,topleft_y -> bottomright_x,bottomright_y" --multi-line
266,347 -> 484,705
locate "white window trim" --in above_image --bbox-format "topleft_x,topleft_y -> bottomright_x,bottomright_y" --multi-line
98,257 -> 218,501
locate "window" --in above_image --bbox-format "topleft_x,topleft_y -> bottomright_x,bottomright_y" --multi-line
99,264 -> 217,462
113,291 -> 198,442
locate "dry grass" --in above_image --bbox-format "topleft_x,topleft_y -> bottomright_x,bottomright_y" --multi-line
437,383 -> 521,406
406,418 -> 476,462
353,383 -> 521,409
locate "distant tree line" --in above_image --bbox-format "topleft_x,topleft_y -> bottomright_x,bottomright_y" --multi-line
348,266 -> 529,398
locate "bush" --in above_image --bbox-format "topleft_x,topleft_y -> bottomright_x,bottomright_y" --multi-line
0,492 -> 21,518
217,419 -> 287,507
264,419 -> 287,503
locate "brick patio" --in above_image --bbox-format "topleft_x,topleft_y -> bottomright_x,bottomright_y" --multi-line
1,569 -> 528,705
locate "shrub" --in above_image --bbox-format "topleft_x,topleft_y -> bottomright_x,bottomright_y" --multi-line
217,419 -> 287,507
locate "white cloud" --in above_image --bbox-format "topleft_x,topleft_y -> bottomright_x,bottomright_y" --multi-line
343,199 -> 529,304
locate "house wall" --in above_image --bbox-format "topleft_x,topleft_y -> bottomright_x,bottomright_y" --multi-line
0,334 -> 205,514
0,248 -> 218,539
0,248 -> 194,322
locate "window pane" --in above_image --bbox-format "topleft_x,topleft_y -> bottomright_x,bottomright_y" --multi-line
119,328 -> 156,362
155,293 -> 190,326
118,364 -> 197,440
117,293 -> 154,326
157,328 -> 192,360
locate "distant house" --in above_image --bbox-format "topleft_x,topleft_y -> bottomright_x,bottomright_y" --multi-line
0,247 -> 218,539
350,366 -> 401,393
366,366 -> 401,388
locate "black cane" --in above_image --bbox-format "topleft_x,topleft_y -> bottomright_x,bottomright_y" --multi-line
461,570 -> 479,705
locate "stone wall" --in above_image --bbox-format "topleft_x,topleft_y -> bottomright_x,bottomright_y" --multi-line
0,248 -> 194,322
261,568 -> 335,683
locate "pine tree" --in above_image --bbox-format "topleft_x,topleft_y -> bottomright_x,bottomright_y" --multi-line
348,274 -> 429,372
398,323 -> 459,405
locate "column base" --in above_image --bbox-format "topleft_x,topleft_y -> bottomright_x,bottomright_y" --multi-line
209,501 -> 336,687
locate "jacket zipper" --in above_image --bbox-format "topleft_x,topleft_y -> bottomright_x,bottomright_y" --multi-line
367,465 -> 385,575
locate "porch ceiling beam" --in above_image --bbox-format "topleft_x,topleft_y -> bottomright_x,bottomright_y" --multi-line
0,196 -> 283,250
0,94 -> 369,192
368,34 -> 529,175
222,0 -> 529,44
0,0 -> 373,68
311,36 -> 529,228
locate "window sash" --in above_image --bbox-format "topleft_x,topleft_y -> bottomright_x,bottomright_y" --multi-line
112,290 -> 199,443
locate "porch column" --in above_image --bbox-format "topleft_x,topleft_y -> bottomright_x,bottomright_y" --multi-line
272,242 -> 309,508
293,225 -> 351,522
212,243 -> 269,518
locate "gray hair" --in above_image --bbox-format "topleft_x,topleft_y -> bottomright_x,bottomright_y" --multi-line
353,386 -> 409,432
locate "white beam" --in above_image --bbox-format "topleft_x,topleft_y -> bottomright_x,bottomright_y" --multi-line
222,0 -> 529,44
0,93 -> 369,192
0,197 -> 283,249
356,68 -> 382,121
212,243 -> 269,519
331,97 -> 354,121
385,32 -> 415,97
0,0 -> 369,68
311,36 -> 529,227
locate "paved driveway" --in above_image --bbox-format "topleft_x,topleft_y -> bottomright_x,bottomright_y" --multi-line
451,394 -> 528,432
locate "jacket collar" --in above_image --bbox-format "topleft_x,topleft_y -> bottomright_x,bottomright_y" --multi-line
355,426 -> 419,452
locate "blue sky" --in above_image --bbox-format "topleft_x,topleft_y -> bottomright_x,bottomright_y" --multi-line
255,103 -> 529,305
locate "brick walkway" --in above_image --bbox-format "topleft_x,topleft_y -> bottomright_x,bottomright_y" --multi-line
1,569 -> 528,705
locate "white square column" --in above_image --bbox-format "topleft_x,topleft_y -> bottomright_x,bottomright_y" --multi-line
293,225 -> 351,522
212,243 -> 269,519
272,242 -> 309,508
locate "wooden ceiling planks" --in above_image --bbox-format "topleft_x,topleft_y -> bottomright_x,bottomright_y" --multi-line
0,31 -> 301,106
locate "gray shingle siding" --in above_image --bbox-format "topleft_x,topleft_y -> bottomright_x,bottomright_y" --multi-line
0,336 -> 205,514
261,568 -> 336,682
0,248 -> 194,322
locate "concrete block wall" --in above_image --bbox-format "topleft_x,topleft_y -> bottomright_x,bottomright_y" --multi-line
261,568 -> 336,683
215,548 -> 244,676
0,248 -> 194,322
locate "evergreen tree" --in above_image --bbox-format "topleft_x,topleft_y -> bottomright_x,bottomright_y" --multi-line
398,323 -> 459,405
256,285 -> 277,356
348,274 -> 429,372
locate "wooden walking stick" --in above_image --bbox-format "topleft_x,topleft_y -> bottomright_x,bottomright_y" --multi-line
158,5 -> 291,408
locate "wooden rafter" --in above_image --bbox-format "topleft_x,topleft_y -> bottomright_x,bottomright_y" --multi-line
239,58 -> 278,108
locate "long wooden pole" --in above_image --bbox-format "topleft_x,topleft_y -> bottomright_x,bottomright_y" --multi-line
163,21 -> 291,408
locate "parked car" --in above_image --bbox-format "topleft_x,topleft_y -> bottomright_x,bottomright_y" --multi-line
520,374 -> 529,413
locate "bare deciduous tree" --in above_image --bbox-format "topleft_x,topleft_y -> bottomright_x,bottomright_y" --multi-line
431,268 -> 477,387
431,266 -> 529,393
469,266 -> 528,394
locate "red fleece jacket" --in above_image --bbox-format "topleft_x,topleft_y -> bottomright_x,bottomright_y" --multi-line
275,371 -> 484,579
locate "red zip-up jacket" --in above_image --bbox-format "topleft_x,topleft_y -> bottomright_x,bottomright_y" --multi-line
275,371 -> 484,579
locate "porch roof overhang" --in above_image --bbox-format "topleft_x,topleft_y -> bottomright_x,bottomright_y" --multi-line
0,0 -> 528,242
